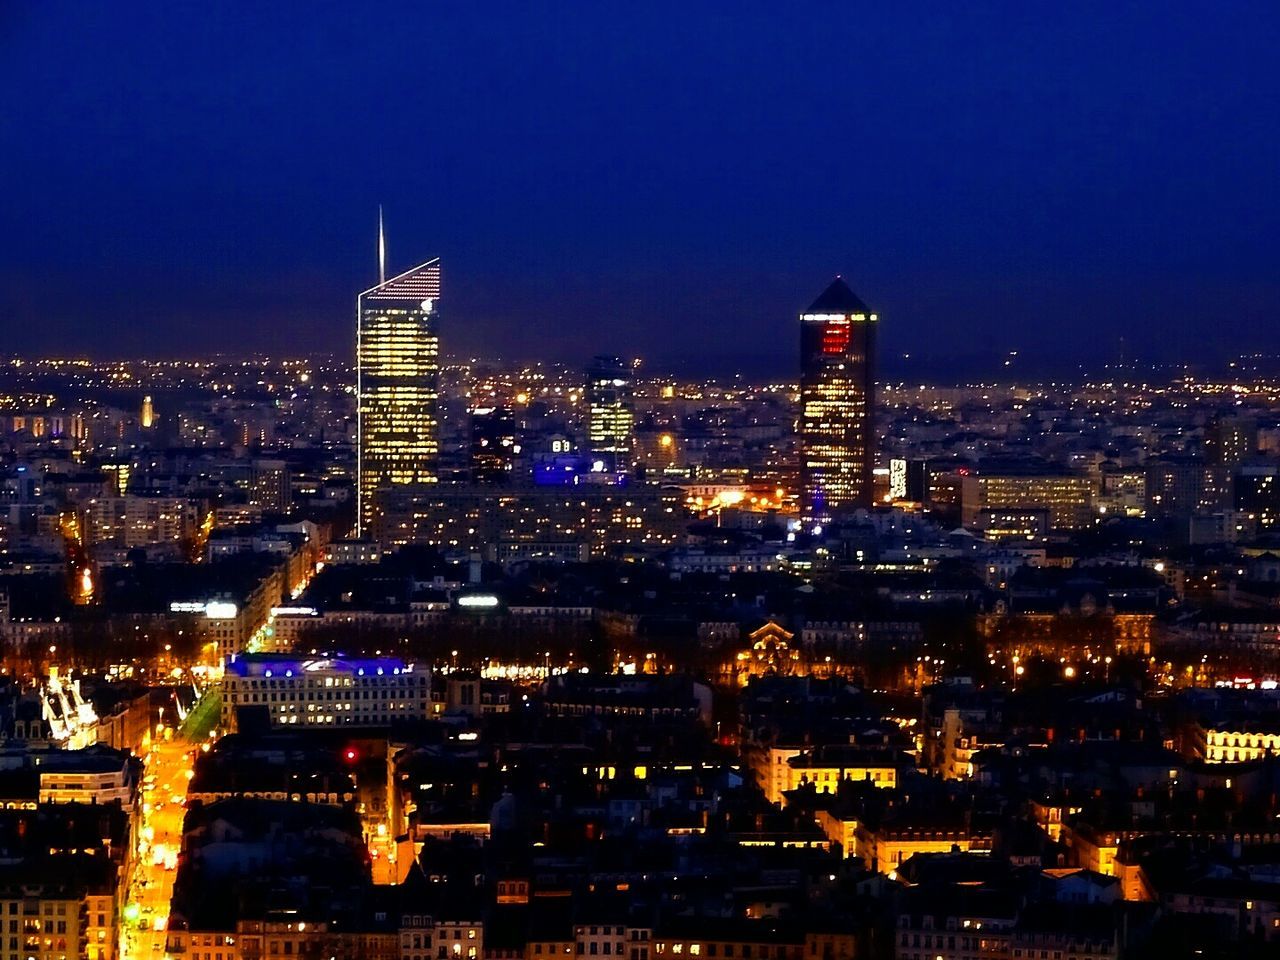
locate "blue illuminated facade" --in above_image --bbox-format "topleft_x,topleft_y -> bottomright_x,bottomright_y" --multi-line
221,653 -> 431,730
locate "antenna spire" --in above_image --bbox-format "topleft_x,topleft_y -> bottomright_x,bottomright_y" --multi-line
378,205 -> 387,285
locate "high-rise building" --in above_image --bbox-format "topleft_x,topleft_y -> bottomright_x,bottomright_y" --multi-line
470,405 -> 519,483
888,457 -> 928,503
141,395 -> 155,429
1235,462 -> 1280,531
250,457 -> 292,513
635,421 -> 682,472
102,462 -> 130,495
585,355 -> 635,473
356,258 -> 442,537
1205,414 -> 1257,467
1145,455 -> 1231,521
799,278 -> 878,524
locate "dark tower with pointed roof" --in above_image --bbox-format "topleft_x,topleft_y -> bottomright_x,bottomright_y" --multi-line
799,277 -> 878,523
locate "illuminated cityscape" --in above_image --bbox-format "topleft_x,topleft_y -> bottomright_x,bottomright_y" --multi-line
3,7 -> 1280,960
4,346 -> 1280,958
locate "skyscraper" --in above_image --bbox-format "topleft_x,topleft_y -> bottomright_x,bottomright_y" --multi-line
356,258 -> 442,537
250,457 -> 292,513
799,278 -> 878,524
470,405 -> 519,484
1205,413 -> 1257,468
585,355 -> 635,473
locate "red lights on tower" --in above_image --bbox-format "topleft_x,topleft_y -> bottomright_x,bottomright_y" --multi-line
821,322 -> 850,354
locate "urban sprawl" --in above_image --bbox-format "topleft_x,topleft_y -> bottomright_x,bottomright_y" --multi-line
3,274 -> 1280,960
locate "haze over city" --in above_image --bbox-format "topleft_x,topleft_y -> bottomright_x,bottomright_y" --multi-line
3,3 -> 1279,371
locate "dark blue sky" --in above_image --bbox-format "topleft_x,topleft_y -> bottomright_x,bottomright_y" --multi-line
1,3 -> 1277,374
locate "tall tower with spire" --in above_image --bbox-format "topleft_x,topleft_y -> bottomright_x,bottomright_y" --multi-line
799,277 -> 878,524
356,225 -> 442,538
378,204 -> 387,284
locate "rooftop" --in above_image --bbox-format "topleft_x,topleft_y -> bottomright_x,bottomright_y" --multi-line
804,278 -> 870,316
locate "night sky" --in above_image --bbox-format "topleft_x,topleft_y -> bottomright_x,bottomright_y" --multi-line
1,3 -> 1277,375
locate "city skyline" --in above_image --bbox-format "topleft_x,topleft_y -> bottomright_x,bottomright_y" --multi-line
5,9 -> 1280,960
4,285 -> 1280,960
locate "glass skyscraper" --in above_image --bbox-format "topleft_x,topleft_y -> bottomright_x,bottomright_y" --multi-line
799,278 -> 878,524
356,258 -> 441,537
585,355 -> 635,473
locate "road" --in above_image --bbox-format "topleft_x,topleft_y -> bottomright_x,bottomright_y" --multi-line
119,559 -> 320,958
121,725 -> 202,959
368,824 -> 400,884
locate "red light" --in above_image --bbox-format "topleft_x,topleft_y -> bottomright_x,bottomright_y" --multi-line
344,749 -> 357,761
821,322 -> 850,355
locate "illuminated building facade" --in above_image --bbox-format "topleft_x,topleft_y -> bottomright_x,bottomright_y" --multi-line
799,278 -> 877,523
169,562 -> 286,661
101,463 -> 130,495
635,423 -> 682,472
0,864 -> 120,960
1205,414 -> 1257,467
756,745 -> 902,806
86,494 -> 198,548
1200,722 -> 1280,763
977,507 -> 1050,541
888,457 -> 927,504
249,458 -> 291,512
829,815 -> 993,873
221,653 -> 430,732
375,482 -> 684,557
974,470 -> 1095,530
356,258 -> 442,536
650,925 -> 853,960
1235,462 -> 1280,531
1144,456 -> 1230,522
1099,466 -> 1147,517
585,355 -> 635,473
